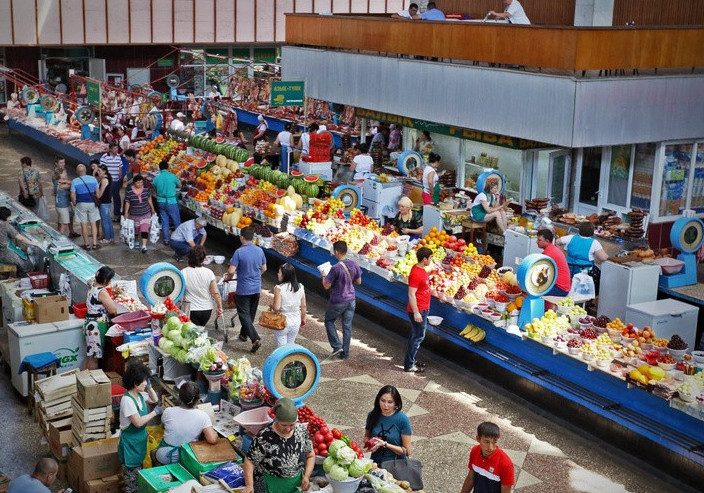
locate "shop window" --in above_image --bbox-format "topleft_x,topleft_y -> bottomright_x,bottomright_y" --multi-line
579,147 -> 602,206
659,143 -> 693,217
630,143 -> 656,211
607,145 -> 631,207
689,143 -> 704,213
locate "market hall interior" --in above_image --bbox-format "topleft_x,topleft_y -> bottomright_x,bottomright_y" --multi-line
0,127 -> 697,493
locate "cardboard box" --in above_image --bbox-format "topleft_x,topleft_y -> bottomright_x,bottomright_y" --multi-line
138,464 -> 194,493
49,421 -> 73,459
77,370 -> 112,408
84,475 -> 121,493
105,371 -> 122,387
33,294 -> 69,323
68,437 -> 121,484
52,455 -> 68,483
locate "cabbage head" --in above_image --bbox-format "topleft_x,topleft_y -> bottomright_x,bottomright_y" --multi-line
347,458 -> 369,478
158,338 -> 174,351
322,456 -> 336,474
328,464 -> 348,481
327,440 -> 347,458
165,316 -> 181,332
334,445 -> 356,466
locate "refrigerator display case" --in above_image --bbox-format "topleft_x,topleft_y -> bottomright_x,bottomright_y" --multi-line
361,179 -> 403,221
597,260 -> 661,321
625,299 -> 699,351
503,229 -> 542,271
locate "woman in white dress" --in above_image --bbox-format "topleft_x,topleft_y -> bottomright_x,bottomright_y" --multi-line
271,263 -> 307,347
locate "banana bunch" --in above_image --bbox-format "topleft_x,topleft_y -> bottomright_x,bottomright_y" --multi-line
459,323 -> 486,342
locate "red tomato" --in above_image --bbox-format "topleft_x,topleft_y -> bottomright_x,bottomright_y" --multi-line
357,451 -> 364,458
320,449 -> 328,457
318,442 -> 327,452
314,432 -> 324,444
320,426 -> 329,435
332,429 -> 342,439
350,441 -> 358,450
325,432 -> 334,443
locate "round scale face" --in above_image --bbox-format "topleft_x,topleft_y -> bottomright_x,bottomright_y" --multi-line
22,87 -> 39,104
476,171 -> 506,195
517,254 -> 557,296
673,218 -> 704,253
41,95 -> 58,112
333,186 -> 360,212
140,262 -> 186,305
262,346 -> 321,406
166,74 -> 181,88
398,151 -> 423,175
75,106 -> 95,125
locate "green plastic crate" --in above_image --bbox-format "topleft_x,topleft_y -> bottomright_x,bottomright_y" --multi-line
137,463 -> 194,493
179,442 -> 230,478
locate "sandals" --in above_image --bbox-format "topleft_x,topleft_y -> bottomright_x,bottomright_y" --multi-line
91,244 -> 101,250
250,340 -> 261,354
69,232 -> 81,238
238,334 -> 248,342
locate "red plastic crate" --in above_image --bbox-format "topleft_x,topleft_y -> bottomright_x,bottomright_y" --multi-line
72,303 -> 88,318
27,271 -> 49,289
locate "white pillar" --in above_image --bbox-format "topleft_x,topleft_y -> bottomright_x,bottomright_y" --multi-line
574,0 -> 614,27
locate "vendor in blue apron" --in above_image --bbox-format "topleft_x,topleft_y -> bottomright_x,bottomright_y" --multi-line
242,397 -> 315,493
118,361 -> 162,493
557,221 -> 609,276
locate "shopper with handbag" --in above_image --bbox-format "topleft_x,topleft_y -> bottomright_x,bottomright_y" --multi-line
123,175 -> 155,253
70,164 -> 101,250
18,156 -> 49,221
322,240 -> 362,360
224,226 -> 267,353
364,385 -> 422,490
270,263 -> 307,347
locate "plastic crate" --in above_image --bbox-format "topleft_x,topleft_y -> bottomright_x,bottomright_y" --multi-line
112,309 -> 151,331
179,443 -> 229,478
72,303 -> 88,318
27,271 -> 49,289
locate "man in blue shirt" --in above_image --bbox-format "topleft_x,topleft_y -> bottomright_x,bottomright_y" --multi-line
8,457 -> 63,493
224,226 -> 267,353
170,216 -> 207,261
152,160 -> 182,245
70,163 -> 101,249
421,2 -> 446,20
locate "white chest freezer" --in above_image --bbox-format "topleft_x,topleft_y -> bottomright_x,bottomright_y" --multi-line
361,180 -> 403,220
503,229 -> 543,271
625,298 -> 699,351
598,261 -> 661,322
8,318 -> 86,396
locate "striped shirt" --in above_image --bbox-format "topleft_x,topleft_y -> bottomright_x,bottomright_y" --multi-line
125,188 -> 152,217
100,153 -> 123,181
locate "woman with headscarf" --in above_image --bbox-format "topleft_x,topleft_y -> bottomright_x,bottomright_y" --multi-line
243,398 -> 314,493
83,266 -> 119,370
0,206 -> 40,275
252,115 -> 268,144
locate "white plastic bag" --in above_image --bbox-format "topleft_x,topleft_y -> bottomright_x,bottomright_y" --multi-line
149,214 -> 161,244
120,217 -> 135,249
569,270 -> 595,299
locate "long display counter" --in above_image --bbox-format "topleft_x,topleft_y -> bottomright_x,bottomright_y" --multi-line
7,119 -> 100,165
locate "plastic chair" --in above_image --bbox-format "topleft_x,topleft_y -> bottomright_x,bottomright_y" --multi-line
19,352 -> 60,415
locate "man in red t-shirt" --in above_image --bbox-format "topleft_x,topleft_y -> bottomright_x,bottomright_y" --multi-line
405,247 -> 433,373
460,422 -> 515,493
536,229 -> 571,296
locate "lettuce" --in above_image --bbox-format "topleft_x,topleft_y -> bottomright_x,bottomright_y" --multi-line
347,458 -> 369,478
328,440 -> 347,458
322,456 -> 336,474
328,464 -> 348,481
334,445 -> 356,466
165,316 -> 182,332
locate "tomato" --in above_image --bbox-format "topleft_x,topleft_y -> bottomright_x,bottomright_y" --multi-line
325,432 -> 334,443
314,432 -> 324,444
350,441 -> 358,450
320,449 -> 328,457
332,429 -> 342,439
320,426 -> 329,435
318,442 -> 327,452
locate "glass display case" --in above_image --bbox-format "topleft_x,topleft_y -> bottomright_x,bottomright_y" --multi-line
649,140 -> 704,222
461,142 -> 522,203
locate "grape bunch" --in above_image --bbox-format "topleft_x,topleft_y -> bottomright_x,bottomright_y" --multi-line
358,243 -> 371,255
468,277 -> 480,290
478,265 -> 492,279
593,315 -> 611,328
442,254 -> 453,265
667,334 -> 688,350
370,235 -> 380,246
454,286 -> 468,301
580,327 -> 598,339
381,223 -> 395,236
567,338 -> 584,348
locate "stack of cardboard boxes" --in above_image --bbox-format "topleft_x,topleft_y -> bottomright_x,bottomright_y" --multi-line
72,370 -> 113,445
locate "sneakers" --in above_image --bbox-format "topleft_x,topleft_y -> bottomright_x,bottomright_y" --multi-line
331,348 -> 343,357
337,352 -> 348,360
141,245 -> 148,253
173,255 -> 183,262
404,365 -> 425,373
415,362 -> 427,368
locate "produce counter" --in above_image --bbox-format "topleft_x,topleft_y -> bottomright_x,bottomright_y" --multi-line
7,118 -> 101,165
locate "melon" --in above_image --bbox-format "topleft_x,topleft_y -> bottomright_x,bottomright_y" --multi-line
303,175 -> 319,183
216,154 -> 227,167
287,185 -> 296,197
276,189 -> 287,198
215,136 -> 225,144
292,193 -> 303,209
290,170 -> 304,178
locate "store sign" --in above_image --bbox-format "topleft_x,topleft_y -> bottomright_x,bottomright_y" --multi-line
54,346 -> 80,366
86,80 -> 100,107
355,108 -> 549,150
271,81 -> 305,107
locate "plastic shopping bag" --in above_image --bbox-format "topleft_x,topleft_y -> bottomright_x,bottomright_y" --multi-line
149,214 -> 161,244
569,270 -> 595,299
120,217 -> 135,249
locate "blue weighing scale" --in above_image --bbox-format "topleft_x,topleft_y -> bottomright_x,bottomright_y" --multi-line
475,170 -> 506,195
659,217 -> 704,288
396,150 -> 424,176
262,345 -> 321,408
331,184 -> 362,214
139,262 -> 186,306
517,253 -> 557,330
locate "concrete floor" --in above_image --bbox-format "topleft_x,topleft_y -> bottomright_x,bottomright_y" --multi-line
0,125 -> 699,492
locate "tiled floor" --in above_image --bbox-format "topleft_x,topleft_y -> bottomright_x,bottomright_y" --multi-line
0,128 -> 699,492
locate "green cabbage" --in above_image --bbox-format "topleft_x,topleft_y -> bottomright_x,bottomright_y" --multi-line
334,445 -> 356,466
165,316 -> 181,332
347,458 -> 369,478
322,456 -> 336,474
158,338 -> 174,351
328,440 -> 347,458
328,464 -> 348,481
175,349 -> 188,363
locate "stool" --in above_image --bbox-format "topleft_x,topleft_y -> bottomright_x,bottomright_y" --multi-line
20,352 -> 59,415
462,220 -> 488,253
0,263 -> 17,280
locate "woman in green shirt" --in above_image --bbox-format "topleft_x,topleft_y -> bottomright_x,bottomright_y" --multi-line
394,196 -> 423,239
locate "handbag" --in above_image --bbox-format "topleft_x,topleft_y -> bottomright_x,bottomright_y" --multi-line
258,310 -> 287,330
380,456 -> 424,490
19,171 -> 36,207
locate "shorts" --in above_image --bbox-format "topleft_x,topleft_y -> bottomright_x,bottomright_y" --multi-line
131,214 -> 152,234
75,202 -> 100,223
56,206 -> 71,224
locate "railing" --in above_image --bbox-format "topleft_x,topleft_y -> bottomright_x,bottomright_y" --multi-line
285,15 -> 704,73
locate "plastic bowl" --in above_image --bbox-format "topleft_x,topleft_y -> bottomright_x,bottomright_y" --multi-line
658,361 -> 676,371
427,316 -> 443,326
654,257 -> 685,275
668,348 -> 688,360
325,474 -> 363,493
213,255 -> 226,265
234,406 -> 273,436
203,255 -> 213,265
494,301 -> 509,313
691,350 -> 704,364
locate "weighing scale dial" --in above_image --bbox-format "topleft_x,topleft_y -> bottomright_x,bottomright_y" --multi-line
516,254 -> 557,329
670,217 -> 704,253
332,185 -> 362,213
139,262 -> 186,306
475,170 -> 506,195
262,345 -> 321,408
397,151 -> 424,176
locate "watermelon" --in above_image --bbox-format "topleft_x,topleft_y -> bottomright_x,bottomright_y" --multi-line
290,170 -> 304,178
245,157 -> 255,167
304,183 -> 319,198
291,178 -> 305,194
215,136 -> 225,144
206,153 -> 216,163
303,175 -> 319,183
236,148 -> 249,162
276,189 -> 286,197
195,160 -> 207,169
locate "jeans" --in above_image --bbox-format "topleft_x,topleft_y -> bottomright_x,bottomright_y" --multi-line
404,310 -> 428,370
170,233 -> 203,259
325,300 -> 355,357
158,202 -> 181,243
279,146 -> 290,174
99,203 -> 114,241
236,293 -> 261,343
112,180 -> 122,217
